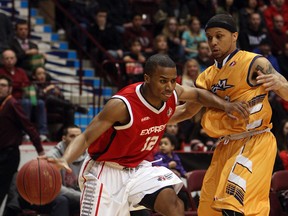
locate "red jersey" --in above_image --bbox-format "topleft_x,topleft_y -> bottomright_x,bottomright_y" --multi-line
88,83 -> 178,167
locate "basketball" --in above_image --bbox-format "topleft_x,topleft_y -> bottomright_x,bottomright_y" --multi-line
16,158 -> 62,205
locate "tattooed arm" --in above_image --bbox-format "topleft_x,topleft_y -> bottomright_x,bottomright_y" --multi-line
249,57 -> 288,101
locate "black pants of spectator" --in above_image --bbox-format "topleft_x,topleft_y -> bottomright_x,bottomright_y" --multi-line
0,147 -> 20,207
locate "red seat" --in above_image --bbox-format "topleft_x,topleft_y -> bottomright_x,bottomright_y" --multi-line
269,170 -> 288,216
151,169 -> 207,216
186,169 -> 207,211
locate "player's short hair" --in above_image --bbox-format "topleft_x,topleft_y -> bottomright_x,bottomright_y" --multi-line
205,14 -> 237,33
144,54 -> 176,76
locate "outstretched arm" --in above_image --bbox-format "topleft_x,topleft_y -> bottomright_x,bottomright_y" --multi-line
168,102 -> 203,124
175,84 -> 250,120
48,98 -> 129,171
255,58 -> 288,101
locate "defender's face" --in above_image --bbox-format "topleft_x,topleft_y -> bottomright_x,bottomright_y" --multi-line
206,27 -> 238,62
146,66 -> 177,102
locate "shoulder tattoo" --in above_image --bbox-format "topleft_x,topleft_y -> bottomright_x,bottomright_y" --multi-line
255,62 -> 274,75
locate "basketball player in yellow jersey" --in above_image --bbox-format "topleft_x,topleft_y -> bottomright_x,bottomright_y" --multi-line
170,14 -> 288,216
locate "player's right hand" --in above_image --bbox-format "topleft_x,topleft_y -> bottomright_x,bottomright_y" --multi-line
47,157 -> 72,173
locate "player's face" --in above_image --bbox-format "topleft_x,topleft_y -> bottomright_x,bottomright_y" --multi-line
147,66 -> 177,102
159,137 -> 174,154
62,128 -> 81,146
206,28 -> 238,63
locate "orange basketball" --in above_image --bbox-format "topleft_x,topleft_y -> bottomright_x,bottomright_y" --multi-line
16,158 -> 62,205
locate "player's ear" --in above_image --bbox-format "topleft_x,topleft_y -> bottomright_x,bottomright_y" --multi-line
232,32 -> 238,43
144,73 -> 150,83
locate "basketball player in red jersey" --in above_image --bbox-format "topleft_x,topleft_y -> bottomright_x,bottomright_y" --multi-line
49,54 -> 249,216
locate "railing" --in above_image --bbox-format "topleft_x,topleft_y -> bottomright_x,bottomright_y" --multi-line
36,0 -> 115,82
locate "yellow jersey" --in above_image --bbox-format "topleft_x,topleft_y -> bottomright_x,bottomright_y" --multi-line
196,50 -> 272,138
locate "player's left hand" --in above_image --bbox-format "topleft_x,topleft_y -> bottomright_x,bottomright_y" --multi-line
224,101 -> 250,121
256,70 -> 283,92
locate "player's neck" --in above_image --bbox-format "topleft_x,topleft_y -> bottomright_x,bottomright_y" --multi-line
141,84 -> 163,109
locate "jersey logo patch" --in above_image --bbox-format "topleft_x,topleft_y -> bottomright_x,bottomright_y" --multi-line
141,116 -> 150,122
229,61 -> 236,67
167,107 -> 173,117
211,79 -> 234,93
157,173 -> 173,181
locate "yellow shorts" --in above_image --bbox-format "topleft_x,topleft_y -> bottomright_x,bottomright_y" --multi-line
198,132 -> 277,216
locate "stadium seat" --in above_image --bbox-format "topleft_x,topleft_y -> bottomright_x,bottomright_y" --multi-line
269,170 -> 288,216
186,169 -> 207,211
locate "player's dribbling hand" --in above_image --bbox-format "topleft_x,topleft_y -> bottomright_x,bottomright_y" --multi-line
42,156 -> 72,173
224,101 -> 250,121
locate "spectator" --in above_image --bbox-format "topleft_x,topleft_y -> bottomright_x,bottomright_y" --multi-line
275,119 -> 288,170
238,0 -> 267,32
238,11 -> 269,51
0,74 -> 44,207
185,107 -> 216,152
277,41 -> 288,80
3,125 -> 86,216
153,133 -> 190,210
216,0 -> 239,29
152,34 -> 169,56
65,0 -> 99,51
97,0 -> 132,34
31,66 -> 87,135
8,20 -> 45,77
0,49 -> 49,142
0,12 -> 14,54
263,0 -> 288,33
123,13 -> 154,55
165,123 -> 184,150
87,8 -> 124,63
0,49 -> 30,100
275,119 -> 288,151
154,133 -> 187,178
187,0 -> 216,29
161,17 -> 185,62
153,0 -> 190,35
252,38 -> 280,71
193,41 -> 213,72
268,14 -> 288,56
181,16 -> 207,60
178,59 -> 201,87
123,38 -> 146,84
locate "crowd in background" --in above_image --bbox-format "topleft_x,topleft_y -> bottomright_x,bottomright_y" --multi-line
58,0 -> 288,157
2,0 -> 288,166
2,0 -> 288,215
